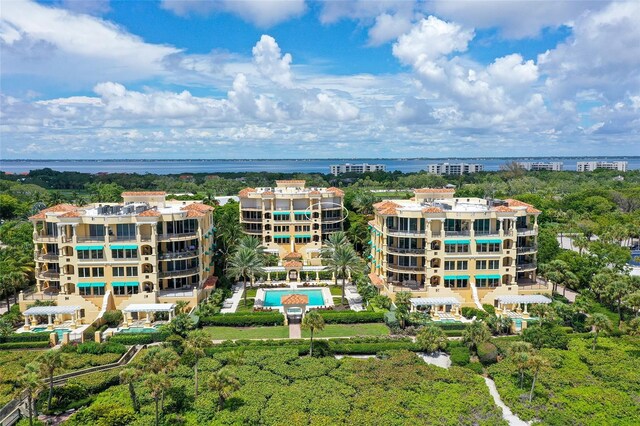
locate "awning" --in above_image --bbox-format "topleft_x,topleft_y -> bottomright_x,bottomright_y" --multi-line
476,239 -> 502,244
23,305 -> 81,315
293,211 -> 310,214
295,234 -> 311,238
111,244 -> 138,250
111,281 -> 139,287
444,275 -> 470,280
444,240 -> 470,244
272,211 -> 290,216
496,295 -> 552,304
76,245 -> 103,251
78,282 -> 105,288
410,297 -> 461,307
475,274 -> 501,279
123,303 -> 175,313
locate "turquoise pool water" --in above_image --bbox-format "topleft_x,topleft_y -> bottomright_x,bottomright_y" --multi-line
263,289 -> 325,307
32,327 -> 71,339
120,326 -> 159,333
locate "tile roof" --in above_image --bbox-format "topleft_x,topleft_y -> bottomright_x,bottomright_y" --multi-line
373,200 -> 400,215
181,203 -> 214,212
422,207 -> 444,213
138,209 -> 161,217
414,188 -> 456,193
309,190 -> 322,196
58,211 -> 82,218
185,210 -> 206,218
504,199 -> 542,214
284,260 -> 303,268
493,206 -> 515,212
203,275 -> 218,288
284,252 -> 303,260
326,187 -> 345,197
29,204 -> 78,220
276,180 -> 306,185
368,273 -> 384,288
239,187 -> 255,197
122,191 -> 167,196
281,294 -> 309,305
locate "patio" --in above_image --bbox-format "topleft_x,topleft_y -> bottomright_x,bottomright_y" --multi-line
121,303 -> 176,328
495,295 -> 552,319
20,305 -> 83,331
410,297 -> 465,322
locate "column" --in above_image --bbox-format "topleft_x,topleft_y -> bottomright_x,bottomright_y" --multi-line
267,271 -> 272,283
47,314 -> 53,331
315,271 -> 320,283
169,309 -> 173,321
498,219 -> 504,237
70,312 -> 77,330
31,315 -> 37,327
24,315 -> 30,330
72,224 -> 78,243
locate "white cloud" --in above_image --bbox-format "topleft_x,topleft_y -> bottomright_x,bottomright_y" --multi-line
160,0 -> 306,27
368,13 -> 414,46
252,35 -> 293,87
303,93 -> 359,121
487,54 -> 538,87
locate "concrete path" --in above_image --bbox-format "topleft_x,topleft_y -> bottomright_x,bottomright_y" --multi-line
289,323 -> 301,339
555,285 -> 578,303
417,352 -> 452,369
220,283 -> 244,313
484,377 -> 530,426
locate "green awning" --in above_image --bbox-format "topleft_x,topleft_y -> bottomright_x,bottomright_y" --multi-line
111,282 -> 139,287
444,275 -> 470,280
476,239 -> 502,244
444,240 -> 470,245
78,282 -> 105,288
273,235 -> 290,240
76,245 -> 103,251
110,245 -> 138,250
272,212 -> 290,216
475,274 -> 501,279
295,234 -> 311,238
293,211 -> 310,214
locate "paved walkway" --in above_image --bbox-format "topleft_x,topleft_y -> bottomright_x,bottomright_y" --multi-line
484,377 -> 530,426
555,284 -> 578,302
220,283 -> 244,313
289,323 -> 301,339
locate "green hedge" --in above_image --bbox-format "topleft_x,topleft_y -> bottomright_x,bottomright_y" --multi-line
477,342 -> 498,365
200,312 -> 284,326
434,322 -> 467,331
450,346 -> 471,366
0,341 -> 50,349
317,310 -> 385,324
108,331 -> 170,345
0,332 -> 51,343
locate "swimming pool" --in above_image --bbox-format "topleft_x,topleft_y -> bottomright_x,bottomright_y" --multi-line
32,327 -> 71,339
119,326 -> 160,333
263,289 -> 326,307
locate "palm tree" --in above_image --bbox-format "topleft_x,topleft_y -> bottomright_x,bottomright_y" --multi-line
0,275 -> 12,311
39,349 -> 65,412
140,347 -> 179,411
416,324 -> 447,354
623,291 -> 640,317
207,369 -> 240,411
323,244 -> 360,305
508,341 -> 532,388
175,300 -> 190,314
527,355 -> 548,402
184,330 -> 211,398
587,313 -> 612,350
18,362 -> 41,426
119,368 -> 141,413
301,311 -> 325,357
8,271 -> 27,305
604,277 -> 632,325
227,246 -> 265,307
461,320 -> 490,353
146,373 -> 170,426
572,234 -> 589,254
394,291 -> 412,329
237,235 -> 265,256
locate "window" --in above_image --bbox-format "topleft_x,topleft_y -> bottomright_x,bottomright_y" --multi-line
476,278 -> 500,288
294,213 -> 308,221
488,260 -> 500,269
476,243 -> 501,253
444,261 -> 456,271
445,243 -> 469,253
126,267 -> 138,276
274,237 -> 290,244
473,219 -> 490,234
476,260 -> 487,270
89,224 -> 105,237
397,256 -> 417,267
79,287 -> 91,296
398,238 -> 418,249
294,236 -> 311,244
273,225 -> 289,233
112,248 -> 138,259
92,267 -> 104,277
273,214 -> 290,221
444,278 -> 468,288
94,286 -> 105,296
78,249 -> 104,260
79,267 -> 91,278
113,285 -> 139,296
294,225 -> 310,232
112,267 -> 125,277
457,261 -> 468,270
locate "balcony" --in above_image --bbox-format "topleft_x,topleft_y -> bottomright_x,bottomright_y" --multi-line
37,271 -> 60,280
517,227 -> 536,236
517,245 -> 538,253
109,235 -> 137,242
159,267 -> 199,278
36,253 -> 59,261
34,234 -> 58,242
241,217 -> 263,223
387,228 -> 425,237
387,263 -> 423,272
474,230 -> 501,237
158,287 -> 197,298
159,250 -> 198,260
386,246 -> 426,255
430,231 -> 442,238
157,232 -> 198,241
243,228 -> 263,235
77,236 -> 105,243
516,263 -> 537,271
445,230 -> 470,237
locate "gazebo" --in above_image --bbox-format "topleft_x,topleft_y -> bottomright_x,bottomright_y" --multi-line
122,303 -> 176,328
495,295 -> 552,319
22,305 -> 82,330
410,297 -> 462,321
281,294 -> 308,325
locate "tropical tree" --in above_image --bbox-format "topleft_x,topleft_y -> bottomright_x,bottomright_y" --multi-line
508,341 -> 532,388
461,320 -> 491,353
0,275 -> 13,311
587,313 -> 613,350
236,235 -> 265,256
227,246 -> 265,306
140,347 -> 179,411
119,367 -> 141,413
527,355 -> 548,402
416,324 -> 447,354
39,349 -> 65,412
207,369 -> 240,411
603,277 -> 632,324
18,362 -> 41,426
627,317 -> 640,336
174,300 -> 190,314
184,330 -> 211,398
301,310 -> 325,357
146,373 -> 170,426
323,244 -> 360,305
394,291 -> 412,329
623,290 -> 640,317
7,271 -> 27,305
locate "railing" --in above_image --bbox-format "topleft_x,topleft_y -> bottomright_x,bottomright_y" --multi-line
387,263 -> 422,271
158,287 -> 196,298
516,263 -> 537,271
35,234 -> 58,242
430,231 -> 442,238
37,271 -> 60,279
77,236 -> 105,243
386,246 -> 426,255
140,236 -> 153,242
241,217 -> 263,222
110,235 -> 137,242
444,230 -> 470,236
159,267 -> 199,278
517,246 -> 537,253
387,228 -> 424,236
36,253 -> 59,261
243,228 -> 263,234
474,230 -> 501,236
157,232 -> 198,241
158,251 -> 198,260
517,227 -> 536,235
22,291 -> 59,300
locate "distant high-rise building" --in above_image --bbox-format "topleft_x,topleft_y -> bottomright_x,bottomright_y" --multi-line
427,163 -> 484,175
576,161 -> 627,172
516,162 -> 563,171
330,163 -> 386,176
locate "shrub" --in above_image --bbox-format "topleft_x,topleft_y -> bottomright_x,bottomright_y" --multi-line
108,330 -> 170,345
200,312 -> 284,327
449,346 -> 471,366
0,332 -> 51,343
461,307 -> 487,320
476,342 -> 498,365
316,310 -> 385,324
0,341 -> 50,349
465,361 -> 484,374
102,310 -> 123,328
482,304 -> 496,315
522,324 -> 569,349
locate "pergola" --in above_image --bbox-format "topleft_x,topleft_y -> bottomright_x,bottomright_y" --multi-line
495,295 -> 552,318
22,305 -> 82,330
410,297 -> 462,320
262,265 -> 327,283
122,303 -> 176,327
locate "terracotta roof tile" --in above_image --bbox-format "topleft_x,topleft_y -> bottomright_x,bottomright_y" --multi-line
261,191 -> 274,196
239,187 -> 255,197
29,204 -> 77,220
326,187 -> 345,197
181,203 -> 213,212
284,252 -> 303,260
122,191 -> 166,196
185,210 -> 206,218
59,211 -> 82,218
281,294 -> 309,305
284,260 -> 303,268
422,207 -> 443,213
203,275 -> 218,288
373,201 -> 400,215
504,199 -> 541,214
493,206 -> 515,212
368,273 -> 384,288
414,188 -> 456,193
309,190 -> 322,196
138,209 -> 161,217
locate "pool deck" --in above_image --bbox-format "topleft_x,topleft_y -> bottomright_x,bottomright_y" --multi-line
220,283 -> 244,314
254,286 -> 334,313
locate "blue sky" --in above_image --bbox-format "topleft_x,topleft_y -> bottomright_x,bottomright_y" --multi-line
1,0 -> 639,159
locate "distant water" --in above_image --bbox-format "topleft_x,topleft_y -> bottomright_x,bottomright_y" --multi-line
1,158 -> 638,175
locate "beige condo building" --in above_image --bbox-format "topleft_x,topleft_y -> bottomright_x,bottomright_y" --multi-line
368,188 -> 550,307
22,192 -> 216,325
239,180 -> 344,266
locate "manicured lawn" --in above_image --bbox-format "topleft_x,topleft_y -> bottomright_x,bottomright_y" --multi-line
203,326 -> 289,340
235,299 -> 255,312
245,288 -> 258,298
301,323 -> 389,338
329,286 -> 343,296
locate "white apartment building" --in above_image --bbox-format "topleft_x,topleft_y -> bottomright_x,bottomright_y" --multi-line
516,162 -> 563,171
576,161 -> 628,172
330,163 -> 386,176
427,163 -> 484,175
